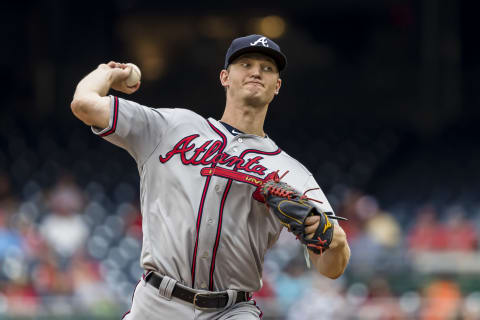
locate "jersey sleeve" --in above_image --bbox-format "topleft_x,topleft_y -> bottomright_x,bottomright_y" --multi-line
302,175 -> 335,215
91,95 -> 175,165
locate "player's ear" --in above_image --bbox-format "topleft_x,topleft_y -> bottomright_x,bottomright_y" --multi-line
274,78 -> 282,95
220,69 -> 229,89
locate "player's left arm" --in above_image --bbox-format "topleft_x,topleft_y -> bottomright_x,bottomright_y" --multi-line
305,216 -> 350,279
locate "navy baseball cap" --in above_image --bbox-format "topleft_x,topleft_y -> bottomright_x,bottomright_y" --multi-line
224,34 -> 287,72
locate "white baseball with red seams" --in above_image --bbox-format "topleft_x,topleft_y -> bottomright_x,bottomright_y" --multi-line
92,96 -> 334,318
125,63 -> 141,87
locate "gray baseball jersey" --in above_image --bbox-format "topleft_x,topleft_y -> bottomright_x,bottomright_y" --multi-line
92,96 -> 333,293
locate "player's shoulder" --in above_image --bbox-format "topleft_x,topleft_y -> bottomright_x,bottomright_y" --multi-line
115,97 -> 207,127
278,149 -> 312,176
148,107 -> 198,116
150,107 -> 206,123
116,97 -> 201,118
164,107 -> 202,118
267,138 -> 312,176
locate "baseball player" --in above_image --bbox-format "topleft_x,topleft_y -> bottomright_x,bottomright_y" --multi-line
71,34 -> 350,319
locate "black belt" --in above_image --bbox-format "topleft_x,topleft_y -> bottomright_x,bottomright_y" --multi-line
145,272 -> 250,309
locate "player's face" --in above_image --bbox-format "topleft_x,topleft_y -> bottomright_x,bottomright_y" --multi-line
221,53 -> 282,107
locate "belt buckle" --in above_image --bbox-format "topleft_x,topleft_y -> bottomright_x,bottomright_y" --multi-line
193,293 -> 212,310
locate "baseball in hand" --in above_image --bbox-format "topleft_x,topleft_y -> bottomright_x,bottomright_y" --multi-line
125,63 -> 141,87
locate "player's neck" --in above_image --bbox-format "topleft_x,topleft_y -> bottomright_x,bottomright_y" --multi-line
220,101 -> 267,137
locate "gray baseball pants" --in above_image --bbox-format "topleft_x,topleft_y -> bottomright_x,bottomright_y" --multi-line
122,275 -> 262,320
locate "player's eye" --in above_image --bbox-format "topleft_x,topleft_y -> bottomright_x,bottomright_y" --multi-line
263,66 -> 273,72
241,62 -> 250,68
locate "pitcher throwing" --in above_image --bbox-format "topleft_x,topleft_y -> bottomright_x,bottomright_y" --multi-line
71,34 -> 350,319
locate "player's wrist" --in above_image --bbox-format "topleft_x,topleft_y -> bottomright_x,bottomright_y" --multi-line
95,67 -> 119,96
102,67 -> 117,87
329,228 -> 347,251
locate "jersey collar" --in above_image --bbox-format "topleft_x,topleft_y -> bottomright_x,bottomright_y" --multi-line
212,118 -> 270,140
219,121 -> 245,136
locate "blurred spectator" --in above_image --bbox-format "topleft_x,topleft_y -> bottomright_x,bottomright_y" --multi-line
286,274 -> 348,320
357,277 -> 406,320
70,253 -> 116,315
408,205 -> 478,252
1,280 -> 39,316
442,206 -> 477,251
123,205 -> 143,240
274,257 -> 311,313
349,231 -> 383,274
39,177 -> 88,258
0,214 -> 23,260
0,174 -> 23,260
348,195 -> 396,274
31,250 -> 73,296
365,210 -> 401,248
408,205 -> 446,251
419,277 -> 462,320
461,292 -> 480,320
336,190 -> 364,242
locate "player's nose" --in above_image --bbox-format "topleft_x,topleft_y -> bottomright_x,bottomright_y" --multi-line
249,64 -> 262,78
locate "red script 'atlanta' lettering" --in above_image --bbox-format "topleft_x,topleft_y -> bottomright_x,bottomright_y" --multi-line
159,135 -> 267,175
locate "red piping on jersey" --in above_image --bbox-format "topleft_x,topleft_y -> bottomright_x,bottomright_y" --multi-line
208,178 -> 232,290
190,120 -> 227,287
252,299 -> 264,318
207,145 -> 281,290
100,96 -> 119,137
191,174 -> 213,285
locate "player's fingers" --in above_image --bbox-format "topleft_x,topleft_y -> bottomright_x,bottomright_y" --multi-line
116,78 -> 140,94
110,70 -> 132,93
116,63 -> 128,69
305,215 -> 320,226
113,66 -> 130,77
125,81 -> 141,94
130,81 -> 141,91
108,61 -> 129,70
98,63 -> 110,70
304,222 -> 319,235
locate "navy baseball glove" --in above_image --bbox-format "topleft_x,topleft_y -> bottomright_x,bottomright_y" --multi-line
261,171 -> 347,254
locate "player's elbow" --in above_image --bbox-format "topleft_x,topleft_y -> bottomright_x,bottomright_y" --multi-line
71,98 -> 93,125
317,243 -> 351,279
324,269 -> 345,280
70,97 -> 84,116
328,245 -> 350,279
322,262 -> 348,280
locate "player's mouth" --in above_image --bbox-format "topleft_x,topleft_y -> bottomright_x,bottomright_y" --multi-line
244,81 -> 264,88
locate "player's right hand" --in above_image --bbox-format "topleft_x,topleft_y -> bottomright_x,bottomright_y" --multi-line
100,61 -> 141,94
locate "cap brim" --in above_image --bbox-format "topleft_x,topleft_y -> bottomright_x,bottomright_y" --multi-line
227,46 -> 287,72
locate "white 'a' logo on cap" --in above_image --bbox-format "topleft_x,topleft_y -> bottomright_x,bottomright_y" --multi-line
250,37 -> 269,47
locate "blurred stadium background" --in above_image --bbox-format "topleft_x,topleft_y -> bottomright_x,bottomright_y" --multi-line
1,1 -> 480,319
